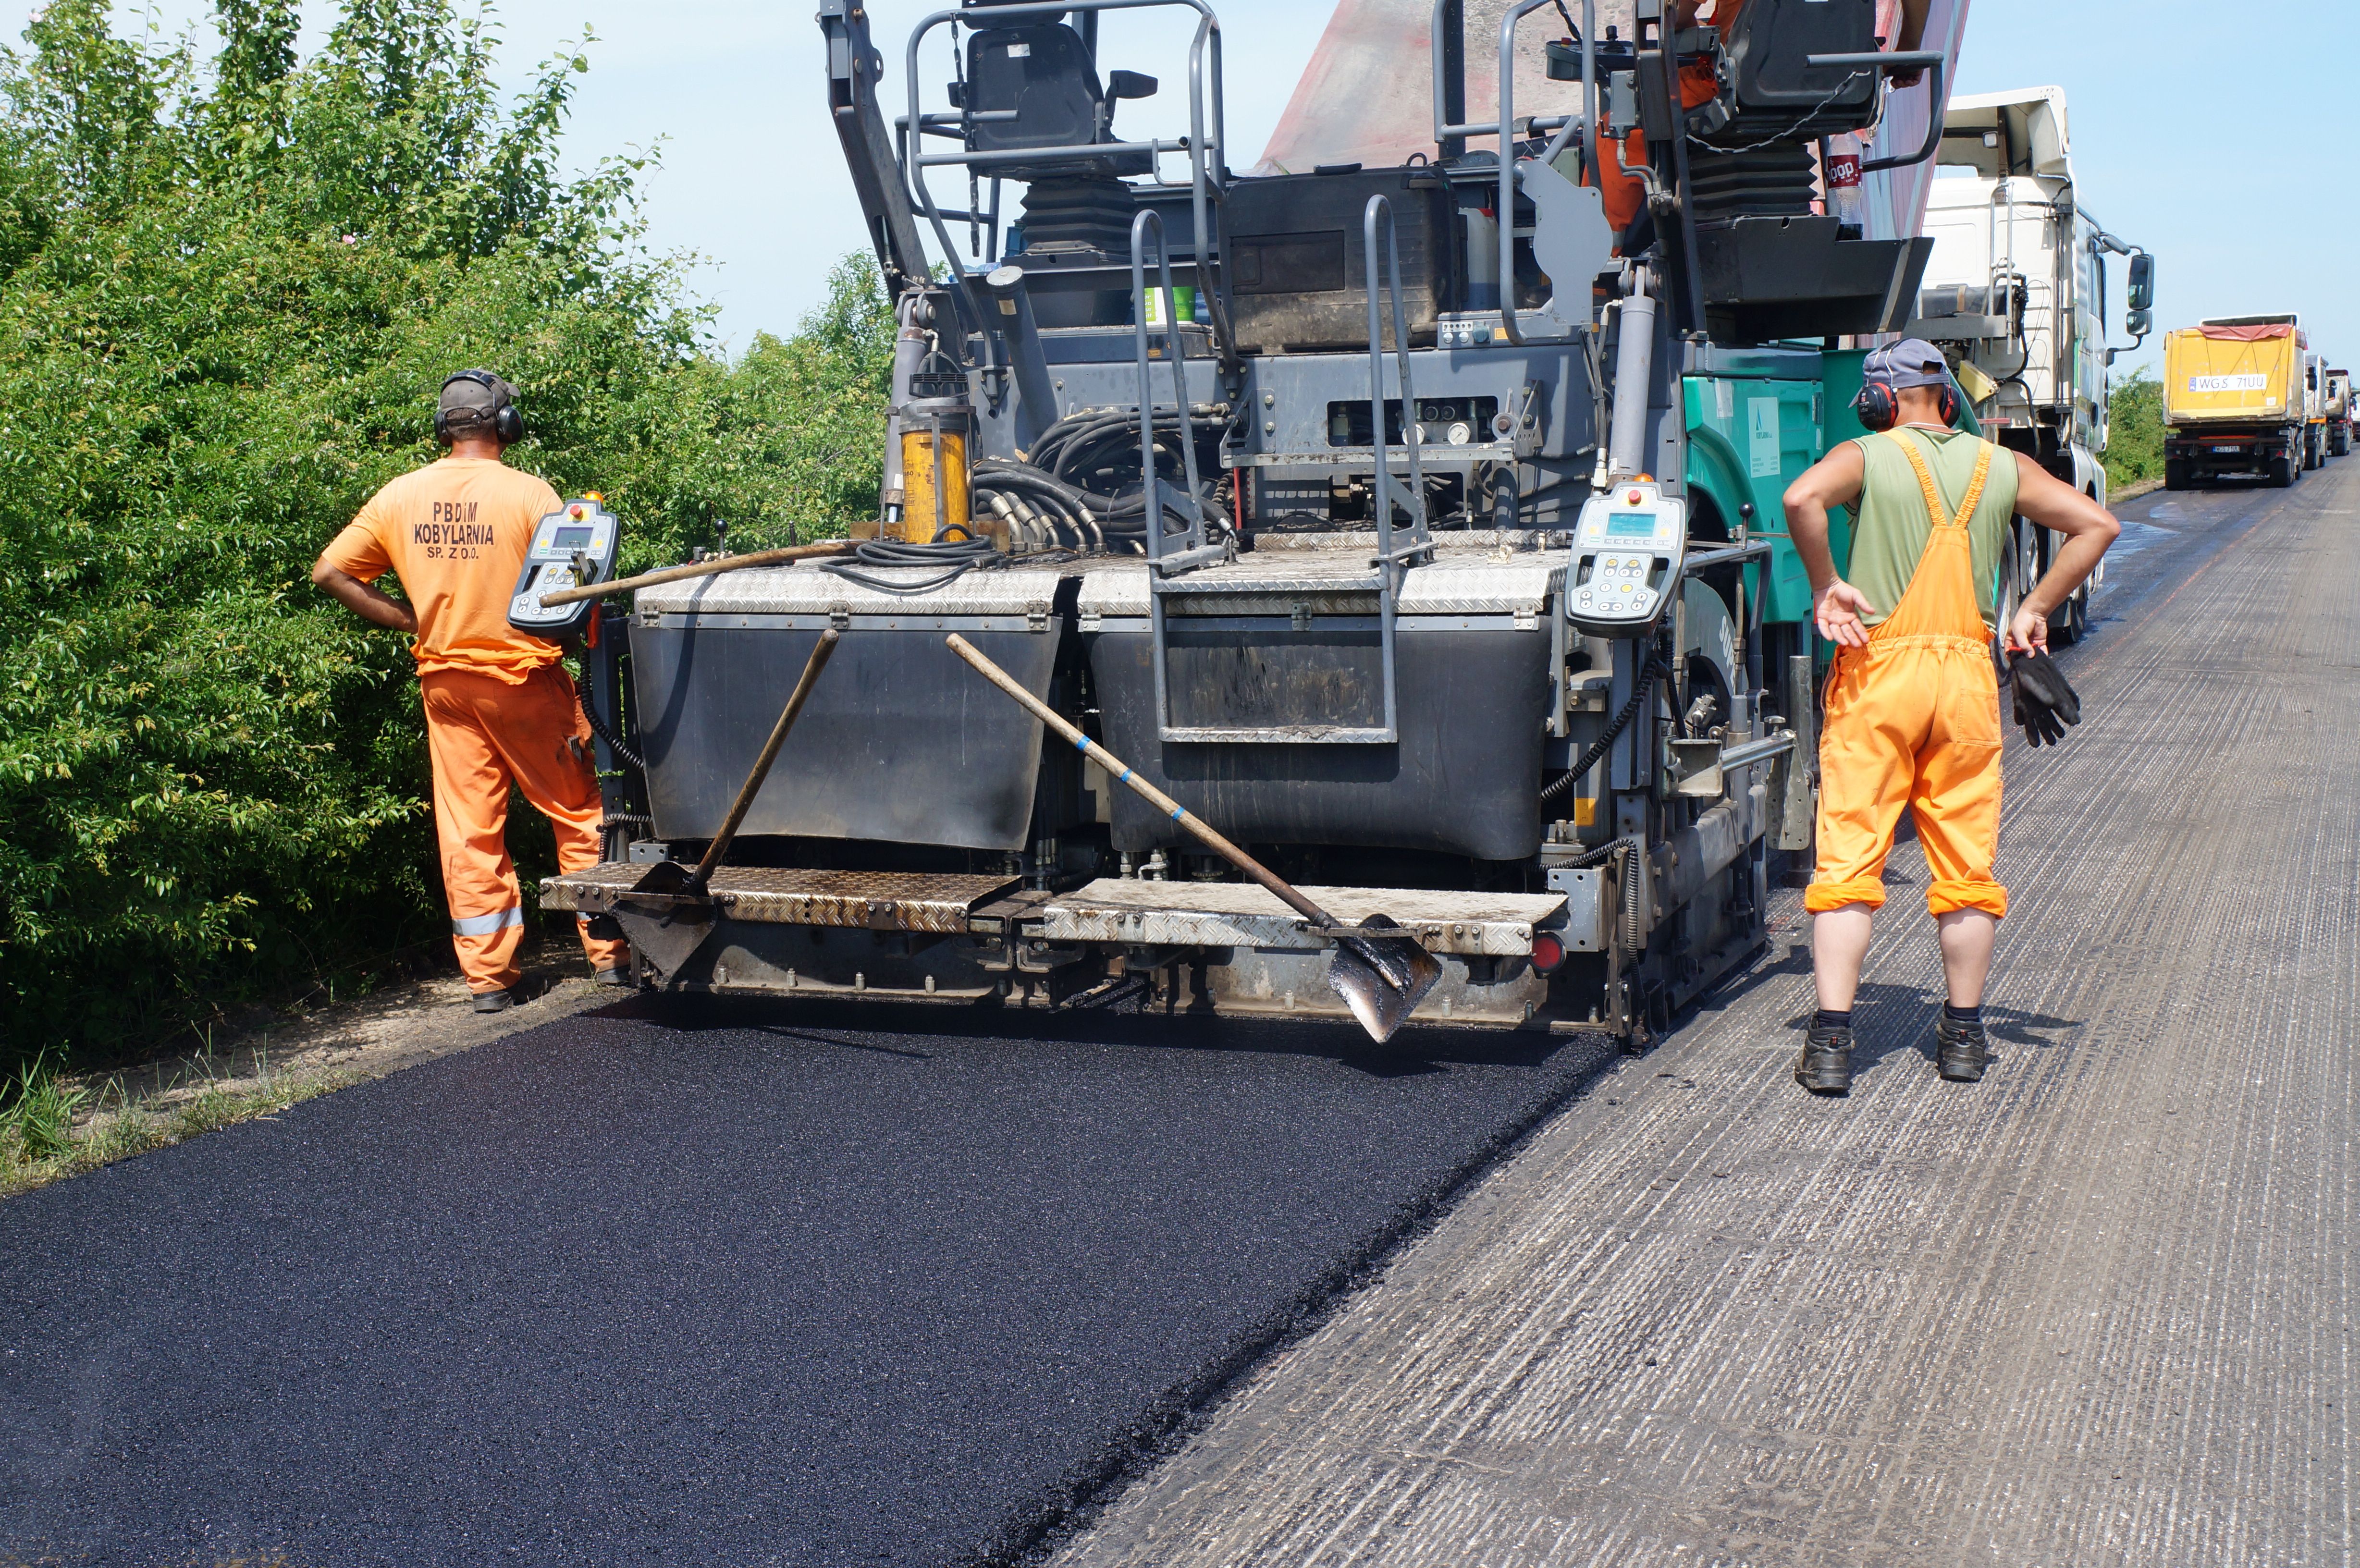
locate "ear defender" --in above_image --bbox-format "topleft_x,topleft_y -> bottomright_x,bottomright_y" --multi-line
1854,380 -> 1899,431
438,370 -> 525,447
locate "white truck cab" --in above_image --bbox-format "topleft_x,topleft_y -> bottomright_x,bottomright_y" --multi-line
1907,87 -> 2151,644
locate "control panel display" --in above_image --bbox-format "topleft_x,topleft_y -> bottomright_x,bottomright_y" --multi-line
507,497 -> 619,639
1568,480 -> 1686,636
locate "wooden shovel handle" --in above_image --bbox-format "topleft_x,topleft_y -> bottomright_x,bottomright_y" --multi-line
691,630 -> 841,888
537,541 -> 855,608
944,633 -> 1335,929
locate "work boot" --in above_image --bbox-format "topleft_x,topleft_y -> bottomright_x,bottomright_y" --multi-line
593,965 -> 634,989
1936,1011 -> 1991,1082
470,988 -> 515,1015
1793,1021 -> 1854,1096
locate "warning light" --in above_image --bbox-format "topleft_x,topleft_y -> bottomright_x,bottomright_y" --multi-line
1530,931 -> 1567,974
585,491 -> 605,503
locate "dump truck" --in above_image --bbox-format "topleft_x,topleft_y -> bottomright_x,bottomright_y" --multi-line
2163,316 -> 2309,488
544,0 -> 1972,1041
2327,367 -> 2352,458
1910,86 -> 2148,644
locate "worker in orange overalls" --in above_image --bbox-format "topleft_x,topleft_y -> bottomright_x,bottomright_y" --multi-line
1782,340 -> 2116,1094
1587,0 -> 1937,238
312,371 -> 631,1012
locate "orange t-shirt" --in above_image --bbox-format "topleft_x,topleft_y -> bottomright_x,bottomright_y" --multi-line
323,457 -> 566,681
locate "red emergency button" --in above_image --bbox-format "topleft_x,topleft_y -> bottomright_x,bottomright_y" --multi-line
1626,489 -> 1643,504
569,505 -> 585,520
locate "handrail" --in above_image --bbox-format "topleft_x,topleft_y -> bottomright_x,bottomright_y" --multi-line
1129,208 -> 1206,572
1424,0 -> 1562,347
1805,51 -> 1948,175
1363,194 -> 1433,564
902,0 -> 1228,364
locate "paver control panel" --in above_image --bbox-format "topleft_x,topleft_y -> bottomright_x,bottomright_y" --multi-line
1568,480 -> 1686,636
507,497 -> 618,639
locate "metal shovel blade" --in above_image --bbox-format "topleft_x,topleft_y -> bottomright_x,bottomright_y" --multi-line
1326,912 -> 1444,1044
610,858 -> 719,987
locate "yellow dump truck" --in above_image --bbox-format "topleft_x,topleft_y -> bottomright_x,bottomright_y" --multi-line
2163,315 -> 2308,488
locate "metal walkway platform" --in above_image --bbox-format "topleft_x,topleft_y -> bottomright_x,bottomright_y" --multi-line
1052,471 -> 2360,1568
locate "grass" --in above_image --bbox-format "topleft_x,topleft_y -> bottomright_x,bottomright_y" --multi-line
0,1050 -> 355,1200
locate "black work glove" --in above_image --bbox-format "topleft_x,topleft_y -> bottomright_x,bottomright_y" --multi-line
2009,650 -> 2081,747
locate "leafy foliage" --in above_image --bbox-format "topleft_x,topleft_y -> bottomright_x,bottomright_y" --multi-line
0,0 -> 889,1063
2104,367 -> 2163,491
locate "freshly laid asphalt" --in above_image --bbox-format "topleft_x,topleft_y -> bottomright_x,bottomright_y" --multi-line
0,999 -> 1614,1567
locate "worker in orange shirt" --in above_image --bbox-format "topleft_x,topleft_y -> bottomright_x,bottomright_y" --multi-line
312,371 -> 631,1012
1589,0 -> 1935,237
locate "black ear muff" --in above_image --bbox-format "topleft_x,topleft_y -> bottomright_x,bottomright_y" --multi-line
1854,380 -> 1898,432
494,401 -> 525,444
1938,381 -> 1962,426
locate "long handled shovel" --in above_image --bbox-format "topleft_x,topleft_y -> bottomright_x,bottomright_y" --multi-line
612,629 -> 842,984
945,634 -> 1441,1042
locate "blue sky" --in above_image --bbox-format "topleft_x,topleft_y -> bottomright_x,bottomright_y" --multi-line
34,2 -> 2360,371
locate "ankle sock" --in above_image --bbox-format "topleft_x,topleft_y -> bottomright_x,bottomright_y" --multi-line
1813,1008 -> 1853,1031
1943,1003 -> 1982,1025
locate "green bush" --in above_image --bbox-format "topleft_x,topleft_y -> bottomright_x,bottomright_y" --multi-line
0,0 -> 889,1064
2104,366 -> 2164,492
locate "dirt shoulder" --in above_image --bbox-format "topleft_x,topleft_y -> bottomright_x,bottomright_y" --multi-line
3,945 -> 618,1200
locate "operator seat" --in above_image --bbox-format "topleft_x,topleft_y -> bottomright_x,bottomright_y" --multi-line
1686,0 -> 1882,227
962,19 -> 1155,179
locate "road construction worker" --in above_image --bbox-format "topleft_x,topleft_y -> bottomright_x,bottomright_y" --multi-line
311,371 -> 630,1012
1782,339 -> 2117,1094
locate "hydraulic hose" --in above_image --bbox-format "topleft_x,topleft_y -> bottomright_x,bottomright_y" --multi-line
819,533 -> 1010,595
575,671 -> 647,773
1538,655 -> 1669,807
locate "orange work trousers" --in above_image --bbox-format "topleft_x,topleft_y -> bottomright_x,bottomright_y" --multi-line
420,663 -> 629,992
1806,437 -> 2010,921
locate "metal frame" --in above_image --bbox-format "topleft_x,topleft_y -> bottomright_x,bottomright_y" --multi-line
1426,0 -> 1585,347
902,0 -> 1229,355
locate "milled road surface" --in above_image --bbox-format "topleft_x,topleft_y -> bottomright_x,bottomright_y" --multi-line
4,469 -> 2344,1568
1051,466 -> 2360,1566
0,1002 -> 1611,1566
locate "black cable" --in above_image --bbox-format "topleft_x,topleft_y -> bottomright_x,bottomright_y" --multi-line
1539,655 -> 1668,807
819,533 -> 1007,595
576,672 -> 646,773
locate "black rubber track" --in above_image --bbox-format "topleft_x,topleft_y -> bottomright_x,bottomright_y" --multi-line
0,998 -> 1613,1567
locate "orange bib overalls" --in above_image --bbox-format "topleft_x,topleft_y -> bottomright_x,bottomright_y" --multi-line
1805,432 -> 2010,921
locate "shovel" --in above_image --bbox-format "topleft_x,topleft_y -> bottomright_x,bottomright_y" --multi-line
611,629 -> 841,984
945,634 -> 1442,1042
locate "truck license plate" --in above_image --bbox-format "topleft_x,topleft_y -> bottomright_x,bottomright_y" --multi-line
2212,445 -> 2239,453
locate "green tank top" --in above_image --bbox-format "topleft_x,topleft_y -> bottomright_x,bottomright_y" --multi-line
1844,427 -> 2019,631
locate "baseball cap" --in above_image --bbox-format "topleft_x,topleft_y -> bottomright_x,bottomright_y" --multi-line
1862,338 -> 1953,391
439,369 -> 515,433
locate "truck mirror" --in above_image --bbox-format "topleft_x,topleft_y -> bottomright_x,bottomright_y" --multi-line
2126,308 -> 2151,338
1106,70 -> 1158,100
2127,253 -> 2155,313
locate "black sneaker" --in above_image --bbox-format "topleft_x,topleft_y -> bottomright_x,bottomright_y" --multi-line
470,988 -> 516,1015
1936,1012 -> 1991,1082
1794,1022 -> 1854,1096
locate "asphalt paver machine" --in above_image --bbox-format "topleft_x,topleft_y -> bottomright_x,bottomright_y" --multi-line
549,0 -> 1965,1041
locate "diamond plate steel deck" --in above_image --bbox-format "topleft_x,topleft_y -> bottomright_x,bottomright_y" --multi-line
542,865 -> 1017,934
1039,880 -> 1565,957
1077,549 -> 1566,619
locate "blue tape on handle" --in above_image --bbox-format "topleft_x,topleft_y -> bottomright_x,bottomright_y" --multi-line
1169,808 -> 1185,821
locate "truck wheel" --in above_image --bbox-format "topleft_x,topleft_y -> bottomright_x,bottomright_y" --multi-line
2164,458 -> 2189,491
